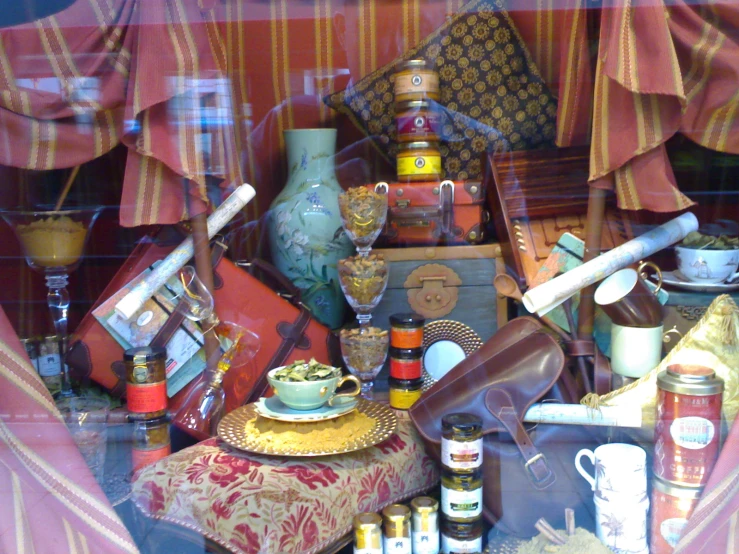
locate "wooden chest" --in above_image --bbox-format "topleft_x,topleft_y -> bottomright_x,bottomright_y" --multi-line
372,244 -> 506,343
662,290 -> 739,353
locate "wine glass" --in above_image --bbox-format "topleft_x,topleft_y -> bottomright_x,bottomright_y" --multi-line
338,255 -> 389,329
175,265 -> 218,332
1,207 -> 104,397
339,328 -> 389,400
338,184 -> 388,257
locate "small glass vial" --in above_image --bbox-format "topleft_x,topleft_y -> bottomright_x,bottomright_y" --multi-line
441,470 -> 483,522
353,513 -> 383,554
411,497 -> 440,554
441,413 -> 483,472
382,504 -> 412,554
440,519 -> 483,554
389,313 -> 425,349
38,335 -> 62,396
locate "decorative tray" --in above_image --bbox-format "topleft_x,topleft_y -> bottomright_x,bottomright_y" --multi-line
217,398 -> 397,457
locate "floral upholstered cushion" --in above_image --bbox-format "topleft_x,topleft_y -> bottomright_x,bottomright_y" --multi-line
324,0 -> 557,181
131,413 -> 439,554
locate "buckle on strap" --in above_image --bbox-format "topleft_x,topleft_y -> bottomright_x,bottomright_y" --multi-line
524,452 -> 555,489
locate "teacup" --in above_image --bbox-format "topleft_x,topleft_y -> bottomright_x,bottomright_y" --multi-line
575,443 -> 647,495
594,263 -> 663,327
267,366 -> 361,410
675,245 -> 739,284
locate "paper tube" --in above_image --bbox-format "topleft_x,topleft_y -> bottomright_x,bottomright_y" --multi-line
522,212 -> 698,316
523,403 -> 642,428
114,183 -> 256,320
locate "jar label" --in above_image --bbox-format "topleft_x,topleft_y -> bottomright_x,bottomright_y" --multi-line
132,444 -> 171,472
127,382 -> 167,413
389,387 -> 422,410
397,155 -> 442,177
383,536 -> 411,554
412,531 -> 439,553
38,353 -> 61,377
671,417 -> 715,449
389,357 -> 423,380
396,112 -> 442,140
660,517 -> 689,547
441,485 -> 482,519
440,534 -> 482,553
390,327 -> 424,349
441,438 -> 483,470
394,72 -> 440,97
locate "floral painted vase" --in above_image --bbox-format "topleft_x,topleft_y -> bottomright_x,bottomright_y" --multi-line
267,129 -> 353,329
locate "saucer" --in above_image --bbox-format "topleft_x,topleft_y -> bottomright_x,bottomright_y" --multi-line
254,395 -> 358,422
662,271 -> 739,293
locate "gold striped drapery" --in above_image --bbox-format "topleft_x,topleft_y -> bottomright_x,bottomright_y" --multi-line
0,0 -> 241,227
0,305 -> 138,554
555,0 -> 739,212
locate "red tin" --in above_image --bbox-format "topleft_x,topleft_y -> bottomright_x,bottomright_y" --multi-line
650,477 -> 702,554
655,364 -> 723,488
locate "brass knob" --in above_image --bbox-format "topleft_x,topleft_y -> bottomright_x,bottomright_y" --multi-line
468,231 -> 477,241
470,185 -> 479,194
432,187 -> 440,195
425,295 -> 432,302
396,188 -> 404,196
435,295 -> 442,301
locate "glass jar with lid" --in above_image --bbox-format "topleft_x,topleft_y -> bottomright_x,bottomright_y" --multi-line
394,59 -> 440,102
396,141 -> 442,182
382,504 -> 412,554
353,513 -> 383,554
441,470 -> 483,522
411,496 -> 440,554
441,413 -> 483,472
440,519 -> 483,554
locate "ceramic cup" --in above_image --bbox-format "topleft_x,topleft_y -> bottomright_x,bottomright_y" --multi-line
594,265 -> 663,327
610,323 -> 664,378
675,245 -> 739,284
267,367 -> 362,410
575,443 -> 647,495
594,492 -> 649,554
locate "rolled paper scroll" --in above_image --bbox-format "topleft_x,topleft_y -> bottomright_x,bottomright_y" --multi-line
115,183 -> 256,320
522,212 -> 698,317
523,403 -> 642,428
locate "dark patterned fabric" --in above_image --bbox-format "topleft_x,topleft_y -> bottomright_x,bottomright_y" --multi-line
325,0 -> 558,180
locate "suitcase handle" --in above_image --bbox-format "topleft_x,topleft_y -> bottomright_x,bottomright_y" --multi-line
386,180 -> 456,237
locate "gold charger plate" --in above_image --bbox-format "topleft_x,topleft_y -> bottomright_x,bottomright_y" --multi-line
217,398 -> 397,457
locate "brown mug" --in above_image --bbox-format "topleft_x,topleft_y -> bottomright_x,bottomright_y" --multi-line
594,262 -> 663,327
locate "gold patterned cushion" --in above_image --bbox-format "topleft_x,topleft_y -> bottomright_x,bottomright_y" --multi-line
324,0 -> 557,180
131,413 -> 439,554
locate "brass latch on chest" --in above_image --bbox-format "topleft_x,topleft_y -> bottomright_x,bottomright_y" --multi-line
403,264 -> 462,318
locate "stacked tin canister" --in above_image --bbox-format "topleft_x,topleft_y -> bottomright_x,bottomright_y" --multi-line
440,413 -> 484,553
393,60 -> 442,183
388,313 -> 425,410
651,364 -> 724,554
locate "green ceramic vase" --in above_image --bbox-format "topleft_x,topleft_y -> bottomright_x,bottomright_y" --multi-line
267,129 -> 352,329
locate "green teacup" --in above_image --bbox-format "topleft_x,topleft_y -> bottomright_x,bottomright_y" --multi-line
267,366 -> 362,410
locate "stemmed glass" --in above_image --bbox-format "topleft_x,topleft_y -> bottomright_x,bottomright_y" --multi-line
171,266 -> 260,438
1,207 -> 103,397
338,183 -> 388,258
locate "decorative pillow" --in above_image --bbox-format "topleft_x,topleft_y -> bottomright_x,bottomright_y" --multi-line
324,0 -> 558,181
583,294 -> 739,442
131,413 -> 439,554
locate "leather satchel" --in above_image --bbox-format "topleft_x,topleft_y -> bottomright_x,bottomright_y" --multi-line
409,317 -> 599,538
67,233 -> 334,414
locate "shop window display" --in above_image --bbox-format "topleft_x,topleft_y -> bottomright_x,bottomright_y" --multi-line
0,1 -> 737,553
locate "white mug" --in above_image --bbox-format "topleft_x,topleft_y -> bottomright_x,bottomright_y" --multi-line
575,443 -> 647,494
610,324 -> 663,378
594,493 -> 649,554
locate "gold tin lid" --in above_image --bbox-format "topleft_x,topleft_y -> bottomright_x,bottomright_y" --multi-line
410,497 -> 438,513
653,476 -> 704,498
382,504 -> 411,521
396,99 -> 433,111
397,141 -> 439,152
353,513 -> 382,529
657,364 -> 724,396
400,59 -> 429,71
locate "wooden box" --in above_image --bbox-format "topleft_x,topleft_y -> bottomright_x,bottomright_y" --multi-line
662,290 -> 739,353
372,243 -> 506,342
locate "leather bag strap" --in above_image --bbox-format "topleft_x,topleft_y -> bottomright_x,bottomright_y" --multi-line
237,259 -> 303,305
485,388 -> 556,489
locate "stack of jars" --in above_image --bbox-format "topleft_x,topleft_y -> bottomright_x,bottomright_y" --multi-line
352,496 -> 440,554
123,346 -> 172,472
388,313 -> 425,410
440,413 -> 484,553
393,59 -> 443,183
